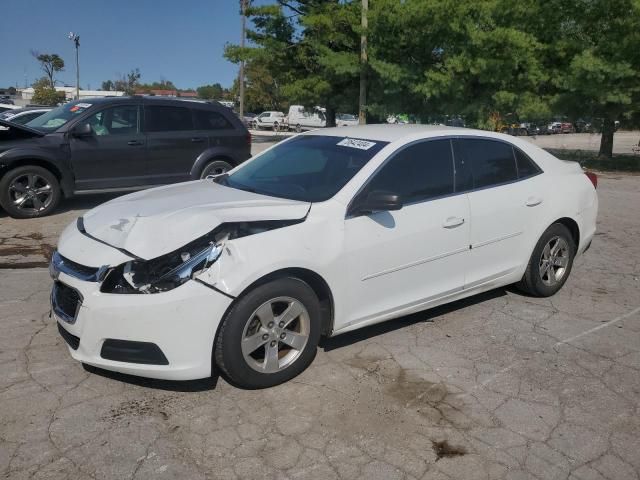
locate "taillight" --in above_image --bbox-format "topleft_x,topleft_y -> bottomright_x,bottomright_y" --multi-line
585,171 -> 598,189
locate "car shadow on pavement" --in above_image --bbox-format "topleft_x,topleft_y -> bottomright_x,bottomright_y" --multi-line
79,288 -> 508,392
82,363 -> 220,392
320,288 -> 508,352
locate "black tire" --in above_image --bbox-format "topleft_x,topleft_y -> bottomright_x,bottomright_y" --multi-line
272,122 -> 279,131
200,159 -> 234,179
215,277 -> 321,389
295,124 -> 302,133
0,165 -> 61,219
517,223 -> 576,297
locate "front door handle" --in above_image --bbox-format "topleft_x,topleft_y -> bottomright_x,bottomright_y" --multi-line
127,140 -> 143,146
191,137 -> 205,143
526,197 -> 543,207
443,216 -> 465,229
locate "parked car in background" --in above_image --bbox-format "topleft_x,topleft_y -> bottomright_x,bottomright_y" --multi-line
560,122 -> 575,134
0,107 -> 51,128
241,112 -> 256,128
251,111 -> 285,131
0,97 -> 251,218
50,125 -> 598,388
0,103 -> 20,114
547,122 -> 562,134
336,113 -> 358,127
286,105 -> 326,132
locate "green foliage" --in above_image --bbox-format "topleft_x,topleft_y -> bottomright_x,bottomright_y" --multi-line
31,77 -> 64,106
32,52 -> 64,88
226,0 -> 639,156
197,83 -> 225,100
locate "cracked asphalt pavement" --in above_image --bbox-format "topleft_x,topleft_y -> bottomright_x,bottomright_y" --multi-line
1,173 -> 639,479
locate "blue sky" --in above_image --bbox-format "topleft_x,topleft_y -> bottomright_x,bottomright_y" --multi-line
1,0 -> 269,90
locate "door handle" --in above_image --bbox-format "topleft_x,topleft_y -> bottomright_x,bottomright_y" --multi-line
127,140 -> 143,146
443,216 -> 465,229
190,137 -> 205,143
525,197 -> 543,207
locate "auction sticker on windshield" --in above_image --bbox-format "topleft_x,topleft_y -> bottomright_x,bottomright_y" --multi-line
337,138 -> 377,150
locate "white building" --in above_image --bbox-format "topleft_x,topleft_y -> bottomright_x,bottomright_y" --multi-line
19,86 -> 125,102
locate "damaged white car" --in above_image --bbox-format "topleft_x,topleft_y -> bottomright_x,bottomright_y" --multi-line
51,125 -> 598,388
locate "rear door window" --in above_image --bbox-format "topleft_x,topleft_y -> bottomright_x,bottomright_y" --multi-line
144,105 -> 193,132
364,139 -> 454,203
456,138 -> 517,189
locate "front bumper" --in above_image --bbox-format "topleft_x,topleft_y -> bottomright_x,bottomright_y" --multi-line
52,271 -> 233,381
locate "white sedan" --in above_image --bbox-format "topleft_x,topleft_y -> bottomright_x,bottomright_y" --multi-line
51,125 -> 598,388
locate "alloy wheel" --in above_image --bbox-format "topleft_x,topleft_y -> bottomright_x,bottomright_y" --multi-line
241,296 -> 310,373
8,173 -> 53,215
538,236 -> 570,286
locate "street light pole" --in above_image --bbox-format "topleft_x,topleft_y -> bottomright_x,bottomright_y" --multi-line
359,0 -> 368,125
68,32 -> 80,100
239,0 -> 248,118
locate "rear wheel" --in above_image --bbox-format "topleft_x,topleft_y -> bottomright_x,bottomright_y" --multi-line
200,159 -> 234,179
215,277 -> 321,389
295,124 -> 302,133
0,165 -> 61,219
518,223 -> 576,297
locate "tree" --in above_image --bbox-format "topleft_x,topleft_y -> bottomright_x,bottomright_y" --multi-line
225,1 -> 362,126
547,0 -> 640,158
31,77 -> 64,106
197,83 -> 224,100
101,80 -> 115,91
31,51 -> 64,88
111,68 -> 141,95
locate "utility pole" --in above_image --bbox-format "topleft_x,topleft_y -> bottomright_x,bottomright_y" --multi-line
358,0 -> 368,125
68,32 -> 80,100
239,0 -> 248,118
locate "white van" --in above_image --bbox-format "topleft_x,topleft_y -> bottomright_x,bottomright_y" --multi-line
286,105 -> 326,132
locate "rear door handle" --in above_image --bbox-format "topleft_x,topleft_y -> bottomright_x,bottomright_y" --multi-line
191,137 -> 205,143
526,197 -> 543,207
443,216 -> 465,229
127,140 -> 143,146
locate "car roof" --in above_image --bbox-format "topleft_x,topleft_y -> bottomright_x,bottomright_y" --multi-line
307,124 -> 475,142
5,107 -> 51,115
62,96 -> 219,107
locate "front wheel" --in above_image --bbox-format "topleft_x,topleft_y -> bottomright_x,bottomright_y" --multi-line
200,159 -> 233,179
0,165 -> 61,219
517,223 -> 576,297
215,277 -> 321,389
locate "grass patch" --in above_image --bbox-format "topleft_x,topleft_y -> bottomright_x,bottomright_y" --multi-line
545,148 -> 640,172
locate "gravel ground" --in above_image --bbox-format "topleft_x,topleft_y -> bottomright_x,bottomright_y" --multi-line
0,173 -> 639,479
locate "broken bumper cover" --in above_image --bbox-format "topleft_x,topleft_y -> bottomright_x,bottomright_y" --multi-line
52,272 -> 233,381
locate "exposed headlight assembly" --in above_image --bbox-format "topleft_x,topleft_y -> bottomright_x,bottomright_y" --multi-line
101,242 -> 223,294
99,219 -> 304,294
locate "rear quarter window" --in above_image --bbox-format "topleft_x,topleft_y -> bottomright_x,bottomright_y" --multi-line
193,109 -> 234,130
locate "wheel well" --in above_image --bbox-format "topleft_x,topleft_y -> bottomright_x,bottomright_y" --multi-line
200,156 -> 236,176
0,159 -> 62,183
236,268 -> 335,337
554,217 -> 580,248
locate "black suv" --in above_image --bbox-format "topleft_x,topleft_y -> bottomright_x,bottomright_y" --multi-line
0,97 -> 251,218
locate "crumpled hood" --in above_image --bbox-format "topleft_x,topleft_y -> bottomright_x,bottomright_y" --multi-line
82,180 -> 311,260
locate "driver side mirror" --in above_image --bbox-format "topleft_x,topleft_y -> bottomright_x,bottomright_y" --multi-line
349,190 -> 403,216
71,123 -> 92,137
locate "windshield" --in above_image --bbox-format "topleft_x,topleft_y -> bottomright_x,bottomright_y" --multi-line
221,135 -> 388,202
25,101 -> 94,132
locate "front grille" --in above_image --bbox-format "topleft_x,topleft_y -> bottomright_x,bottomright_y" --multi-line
50,250 -> 104,282
57,322 -> 80,350
51,281 -> 82,324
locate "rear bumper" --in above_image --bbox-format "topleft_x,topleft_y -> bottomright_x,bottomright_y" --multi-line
53,273 -> 233,381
